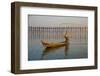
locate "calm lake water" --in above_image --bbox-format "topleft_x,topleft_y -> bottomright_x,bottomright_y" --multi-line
28,27 -> 88,61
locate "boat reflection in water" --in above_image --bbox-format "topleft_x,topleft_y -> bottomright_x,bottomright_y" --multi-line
41,37 -> 69,60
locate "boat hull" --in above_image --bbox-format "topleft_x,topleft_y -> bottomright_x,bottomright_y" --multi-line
41,40 -> 67,48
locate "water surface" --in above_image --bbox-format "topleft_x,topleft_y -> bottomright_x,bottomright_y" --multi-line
28,27 -> 88,61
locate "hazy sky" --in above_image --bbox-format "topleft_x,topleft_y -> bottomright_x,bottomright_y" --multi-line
28,15 -> 88,27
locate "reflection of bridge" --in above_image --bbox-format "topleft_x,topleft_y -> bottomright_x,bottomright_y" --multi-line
28,26 -> 88,41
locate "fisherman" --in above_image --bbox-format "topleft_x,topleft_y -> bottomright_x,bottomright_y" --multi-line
64,32 -> 69,41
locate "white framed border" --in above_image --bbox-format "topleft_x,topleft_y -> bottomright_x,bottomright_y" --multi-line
20,6 -> 95,70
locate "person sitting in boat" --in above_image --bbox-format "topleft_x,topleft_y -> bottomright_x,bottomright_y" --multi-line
64,32 -> 69,41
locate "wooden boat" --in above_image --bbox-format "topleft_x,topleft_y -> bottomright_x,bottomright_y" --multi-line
41,40 -> 67,48
41,32 -> 69,48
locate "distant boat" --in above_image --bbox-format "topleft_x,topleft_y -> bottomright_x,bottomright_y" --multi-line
41,32 -> 69,48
